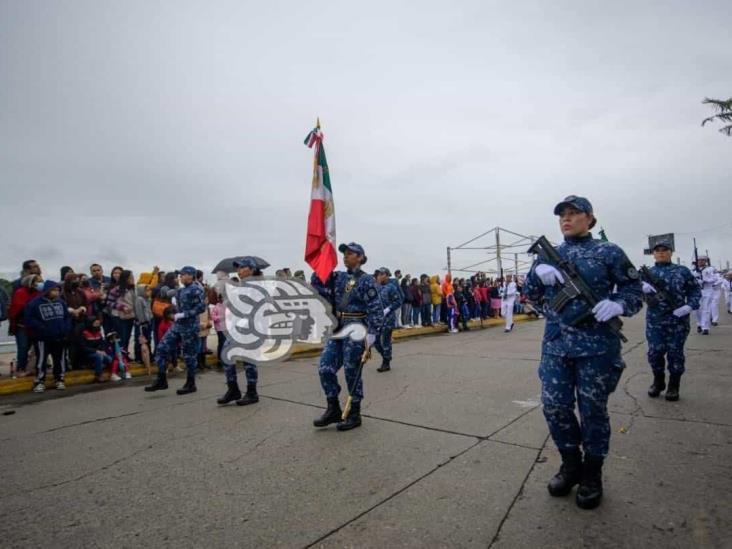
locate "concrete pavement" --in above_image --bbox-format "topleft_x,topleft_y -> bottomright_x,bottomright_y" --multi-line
0,312 -> 730,548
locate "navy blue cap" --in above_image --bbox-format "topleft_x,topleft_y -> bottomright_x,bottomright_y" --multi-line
233,257 -> 257,270
179,266 -> 197,276
42,280 -> 60,293
338,242 -> 368,264
553,195 -> 593,216
652,239 -> 673,251
377,267 -> 391,276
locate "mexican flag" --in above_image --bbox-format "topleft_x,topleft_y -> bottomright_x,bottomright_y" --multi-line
304,124 -> 337,284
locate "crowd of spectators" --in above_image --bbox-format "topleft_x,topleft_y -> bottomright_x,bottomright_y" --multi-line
2,259 -> 535,392
394,270 -> 538,332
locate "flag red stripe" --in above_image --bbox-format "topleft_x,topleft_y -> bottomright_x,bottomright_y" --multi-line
305,198 -> 336,283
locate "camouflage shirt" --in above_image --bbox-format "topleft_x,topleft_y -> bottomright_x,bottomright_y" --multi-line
312,269 -> 383,335
526,234 -> 643,358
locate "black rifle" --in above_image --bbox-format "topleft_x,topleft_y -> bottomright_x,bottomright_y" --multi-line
528,235 -> 627,343
638,266 -> 679,309
693,238 -> 700,274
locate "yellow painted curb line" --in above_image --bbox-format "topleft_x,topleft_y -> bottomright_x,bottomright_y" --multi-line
0,315 -> 537,396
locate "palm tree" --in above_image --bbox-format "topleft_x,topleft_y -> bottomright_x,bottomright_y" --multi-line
701,97 -> 732,136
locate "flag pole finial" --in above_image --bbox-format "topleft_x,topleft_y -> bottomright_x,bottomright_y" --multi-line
316,117 -> 321,129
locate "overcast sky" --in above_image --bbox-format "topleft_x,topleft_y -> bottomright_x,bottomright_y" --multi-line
1,0 -> 731,282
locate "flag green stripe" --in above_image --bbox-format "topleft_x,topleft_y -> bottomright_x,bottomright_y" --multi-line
317,144 -> 332,193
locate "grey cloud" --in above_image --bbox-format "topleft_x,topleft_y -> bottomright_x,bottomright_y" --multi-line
1,1 -> 731,282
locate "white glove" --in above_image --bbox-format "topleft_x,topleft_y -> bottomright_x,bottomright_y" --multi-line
173,312 -> 185,321
592,299 -> 623,322
383,307 -> 390,316
672,305 -> 692,318
641,282 -> 656,294
534,264 -> 564,286
171,297 -> 177,307
367,334 -> 376,347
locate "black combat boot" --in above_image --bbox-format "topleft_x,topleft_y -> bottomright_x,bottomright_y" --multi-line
702,329 -> 710,335
377,360 -> 391,372
647,371 -> 666,398
144,373 -> 168,392
576,455 -> 604,509
176,375 -> 197,395
697,326 -> 702,334
313,397 -> 342,427
217,381 -> 242,405
236,383 -> 259,406
547,448 -> 583,497
665,374 -> 681,401
336,401 -> 362,431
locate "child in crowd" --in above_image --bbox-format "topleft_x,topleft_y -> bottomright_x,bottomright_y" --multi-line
25,281 -> 71,392
81,317 -> 112,383
107,331 -> 131,381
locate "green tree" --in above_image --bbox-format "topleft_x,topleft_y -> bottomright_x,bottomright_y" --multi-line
701,97 -> 732,136
0,278 -> 11,296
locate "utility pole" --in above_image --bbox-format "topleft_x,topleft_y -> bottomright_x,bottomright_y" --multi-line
447,247 -> 452,275
496,228 -> 503,279
514,253 -> 518,276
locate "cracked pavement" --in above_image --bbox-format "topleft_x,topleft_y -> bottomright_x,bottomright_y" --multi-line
1,314 -> 730,548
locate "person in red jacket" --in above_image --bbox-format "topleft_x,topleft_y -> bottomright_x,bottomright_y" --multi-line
156,306 -> 179,373
8,274 -> 43,377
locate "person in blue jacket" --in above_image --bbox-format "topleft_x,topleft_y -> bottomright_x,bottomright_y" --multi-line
642,240 -> 701,401
374,267 -> 404,372
310,242 -> 383,431
145,266 -> 206,395
25,281 -> 71,392
525,196 -> 642,510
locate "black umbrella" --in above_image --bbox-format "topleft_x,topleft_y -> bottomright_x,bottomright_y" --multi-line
211,256 -> 270,274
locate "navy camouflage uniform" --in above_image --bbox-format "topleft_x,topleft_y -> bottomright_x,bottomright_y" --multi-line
225,359 -> 258,386
312,269 -> 383,403
645,263 -> 701,376
155,282 -> 205,377
526,234 -> 643,458
375,278 -> 404,362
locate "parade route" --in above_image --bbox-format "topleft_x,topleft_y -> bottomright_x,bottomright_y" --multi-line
1,314 -> 730,548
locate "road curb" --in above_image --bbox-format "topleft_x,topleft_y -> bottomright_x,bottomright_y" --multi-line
0,315 -> 537,395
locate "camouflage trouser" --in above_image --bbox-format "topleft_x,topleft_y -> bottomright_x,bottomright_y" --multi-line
646,318 -> 690,376
225,360 -> 258,386
156,327 -> 197,378
539,352 -> 624,458
319,337 -> 365,403
375,326 -> 393,362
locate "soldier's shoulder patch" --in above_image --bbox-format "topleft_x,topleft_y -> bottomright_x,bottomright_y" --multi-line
367,287 -> 378,299
626,266 -> 639,280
